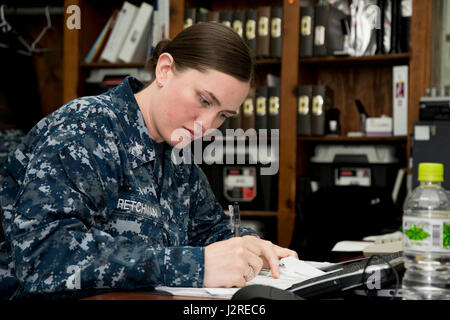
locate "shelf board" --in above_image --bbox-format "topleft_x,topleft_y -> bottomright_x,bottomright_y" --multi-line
299,53 -> 410,67
224,210 -> 277,218
254,58 -> 281,66
298,135 -> 408,142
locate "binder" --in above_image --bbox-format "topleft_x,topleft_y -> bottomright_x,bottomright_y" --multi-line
242,88 -> 256,131
390,0 -> 401,54
229,104 -> 242,130
299,6 -> 314,58
196,8 -> 208,23
220,10 -> 233,28
219,117 -> 230,135
245,9 -> 258,58
207,10 -> 220,22
270,7 -> 283,58
118,2 -> 154,63
255,87 -> 268,131
232,10 -> 246,39
399,0 -> 411,53
184,8 -> 196,29
256,6 -> 271,58
297,85 -> 313,136
99,1 -> 138,63
375,0 -> 386,54
311,85 -> 332,136
392,65 -> 408,136
268,86 -> 281,131
313,5 -> 347,57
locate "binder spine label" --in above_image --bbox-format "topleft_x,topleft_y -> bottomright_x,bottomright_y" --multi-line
269,97 -> 280,115
258,17 -> 269,36
314,25 -> 325,46
246,20 -> 256,40
301,16 -> 312,36
256,97 -> 267,116
184,18 -> 193,29
233,21 -> 243,38
271,18 -> 282,38
244,99 -> 254,115
312,95 -> 324,115
298,96 -> 309,115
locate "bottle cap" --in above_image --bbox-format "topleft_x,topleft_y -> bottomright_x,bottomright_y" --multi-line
418,163 -> 444,182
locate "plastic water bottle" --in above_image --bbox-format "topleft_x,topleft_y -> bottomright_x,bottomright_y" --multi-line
402,163 -> 450,299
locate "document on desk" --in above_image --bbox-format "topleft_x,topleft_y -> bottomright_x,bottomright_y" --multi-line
155,257 -> 330,299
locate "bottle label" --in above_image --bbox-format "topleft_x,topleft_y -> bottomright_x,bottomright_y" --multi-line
403,217 -> 450,252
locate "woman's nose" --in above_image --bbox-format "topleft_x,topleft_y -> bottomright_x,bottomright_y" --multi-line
195,110 -> 216,132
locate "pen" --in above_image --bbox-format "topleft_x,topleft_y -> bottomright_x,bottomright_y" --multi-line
228,201 -> 240,237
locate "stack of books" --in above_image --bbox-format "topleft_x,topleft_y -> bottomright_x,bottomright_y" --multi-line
84,0 -> 169,64
220,85 -> 281,134
184,6 -> 283,59
296,85 -> 334,136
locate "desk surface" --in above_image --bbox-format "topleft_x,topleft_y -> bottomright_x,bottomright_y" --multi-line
83,291 -> 224,300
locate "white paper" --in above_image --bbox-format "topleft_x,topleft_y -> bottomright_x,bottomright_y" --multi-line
331,240 -> 373,252
155,257 -> 328,299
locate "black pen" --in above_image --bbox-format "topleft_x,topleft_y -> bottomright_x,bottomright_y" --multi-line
228,202 -> 240,237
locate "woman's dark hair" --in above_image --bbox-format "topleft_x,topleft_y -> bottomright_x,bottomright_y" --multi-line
147,22 -> 254,82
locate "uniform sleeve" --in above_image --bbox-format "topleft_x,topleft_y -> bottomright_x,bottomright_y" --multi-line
187,165 -> 259,246
8,136 -> 204,297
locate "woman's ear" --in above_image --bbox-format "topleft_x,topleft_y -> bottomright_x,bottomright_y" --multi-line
155,53 -> 174,87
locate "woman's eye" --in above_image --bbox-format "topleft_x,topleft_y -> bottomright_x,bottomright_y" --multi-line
200,96 -> 211,107
219,113 -> 229,120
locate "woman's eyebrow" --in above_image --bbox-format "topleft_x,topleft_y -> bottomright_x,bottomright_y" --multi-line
204,90 -> 222,107
203,90 -> 236,114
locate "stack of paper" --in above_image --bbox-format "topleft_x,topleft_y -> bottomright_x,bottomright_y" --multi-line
155,256 -> 330,299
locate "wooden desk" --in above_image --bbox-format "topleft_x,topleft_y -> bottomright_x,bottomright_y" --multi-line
83,291 -> 224,300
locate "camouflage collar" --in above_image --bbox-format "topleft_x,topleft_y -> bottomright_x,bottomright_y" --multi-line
108,76 -> 157,168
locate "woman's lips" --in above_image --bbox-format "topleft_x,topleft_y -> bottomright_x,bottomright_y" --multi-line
183,127 -> 195,139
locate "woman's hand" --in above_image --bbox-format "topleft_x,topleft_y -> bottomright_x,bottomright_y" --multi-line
203,235 -> 298,288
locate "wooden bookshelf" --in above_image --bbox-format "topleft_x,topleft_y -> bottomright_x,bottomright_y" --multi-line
225,210 -> 278,218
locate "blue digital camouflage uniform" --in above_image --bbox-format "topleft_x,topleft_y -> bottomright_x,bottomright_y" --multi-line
0,76 -> 257,299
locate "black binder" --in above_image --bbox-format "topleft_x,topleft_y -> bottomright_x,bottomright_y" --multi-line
196,8 -> 207,24
256,6 -> 271,58
390,0 -> 401,54
270,7 -> 283,58
242,88 -> 256,131
255,86 -> 268,131
311,85 -> 332,136
183,8 -> 196,29
219,10 -> 233,28
268,86 -> 281,131
207,10 -> 220,22
375,0 -> 386,54
232,10 -> 246,39
245,9 -> 258,58
297,85 -> 312,136
229,104 -> 242,130
299,6 -> 314,57
313,5 -> 347,57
